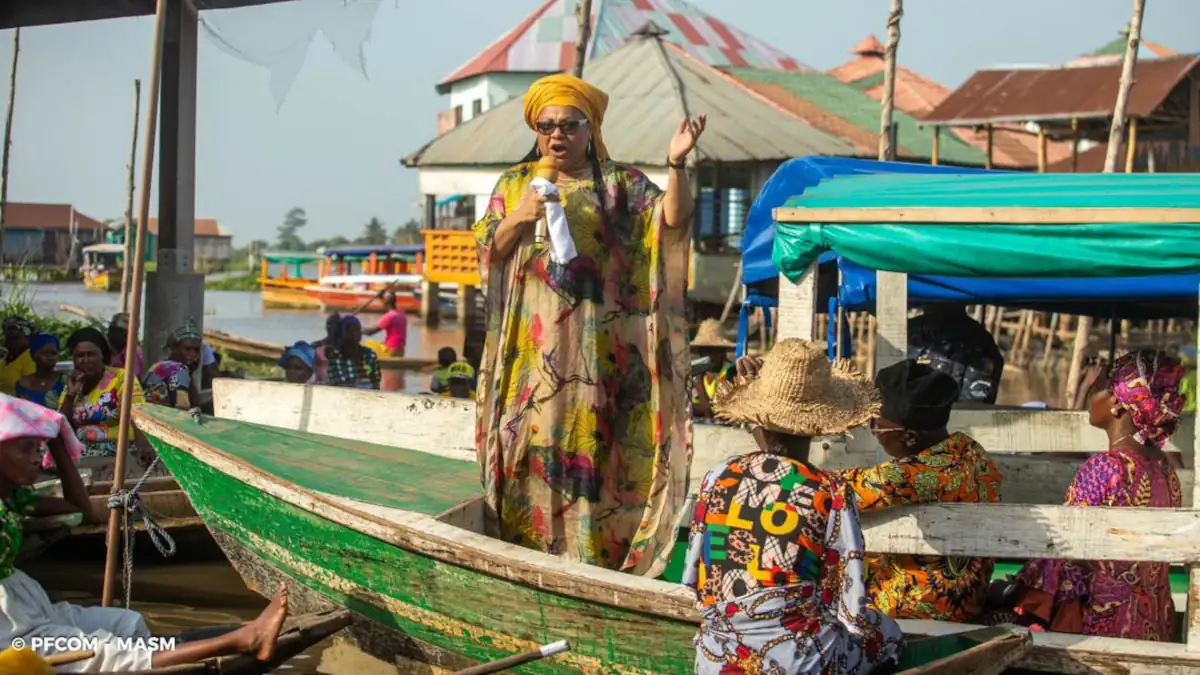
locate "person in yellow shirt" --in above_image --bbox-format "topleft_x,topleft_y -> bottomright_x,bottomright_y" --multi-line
1181,345 -> 1196,413
0,317 -> 37,395
440,361 -> 476,400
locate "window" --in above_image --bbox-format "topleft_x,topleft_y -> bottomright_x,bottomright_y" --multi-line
472,99 -> 483,117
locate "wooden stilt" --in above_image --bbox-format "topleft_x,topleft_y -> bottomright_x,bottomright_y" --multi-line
985,125 -> 994,169
877,0 -> 903,162
120,79 -> 142,311
1125,118 -> 1140,173
102,0 -> 168,608
1042,313 -> 1060,367
1037,128 -> 1047,173
0,28 -> 19,260
931,125 -> 940,165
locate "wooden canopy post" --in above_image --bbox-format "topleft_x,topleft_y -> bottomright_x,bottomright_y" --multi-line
1125,117 -> 1139,172
571,0 -> 593,78
776,263 -> 817,342
1191,290 -> 1200,652
1065,0 -> 1144,410
984,125 -> 994,169
1071,118 -> 1080,172
102,0 -> 167,608
877,0 -> 902,162
1037,128 -> 1047,173
931,126 -> 940,165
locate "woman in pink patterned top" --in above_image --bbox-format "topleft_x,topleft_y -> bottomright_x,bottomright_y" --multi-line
1011,350 -> 1186,640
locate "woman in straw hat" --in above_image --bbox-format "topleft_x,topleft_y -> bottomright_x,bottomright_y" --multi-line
684,339 -> 903,674
470,73 -> 707,574
691,319 -> 735,420
836,359 -> 1000,623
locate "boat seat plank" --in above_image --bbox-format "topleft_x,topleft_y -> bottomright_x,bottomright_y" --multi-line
136,405 -> 479,516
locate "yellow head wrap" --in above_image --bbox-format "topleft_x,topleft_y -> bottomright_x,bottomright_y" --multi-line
0,648 -> 53,675
523,74 -> 610,162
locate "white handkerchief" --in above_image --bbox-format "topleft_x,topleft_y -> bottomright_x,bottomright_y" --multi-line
529,177 -> 578,264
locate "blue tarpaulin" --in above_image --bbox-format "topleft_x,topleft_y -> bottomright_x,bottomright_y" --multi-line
742,156 -> 993,285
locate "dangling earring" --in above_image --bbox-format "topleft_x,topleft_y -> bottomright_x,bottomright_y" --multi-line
1111,406 -> 1121,417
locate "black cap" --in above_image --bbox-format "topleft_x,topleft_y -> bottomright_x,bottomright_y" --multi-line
876,359 -> 960,431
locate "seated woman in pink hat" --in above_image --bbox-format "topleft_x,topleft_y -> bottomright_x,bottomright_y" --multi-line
683,339 -> 903,675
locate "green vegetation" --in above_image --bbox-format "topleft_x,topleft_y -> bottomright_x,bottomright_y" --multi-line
0,277 -> 91,344
204,273 -> 260,291
217,352 -> 280,379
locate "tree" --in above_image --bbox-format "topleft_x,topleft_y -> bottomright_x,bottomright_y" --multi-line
276,207 -> 307,250
357,217 -> 387,246
392,218 -> 421,245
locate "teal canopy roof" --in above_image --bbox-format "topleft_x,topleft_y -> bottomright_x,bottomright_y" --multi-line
772,173 -> 1200,283
260,250 -> 325,264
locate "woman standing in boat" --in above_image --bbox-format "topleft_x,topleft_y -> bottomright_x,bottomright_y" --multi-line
14,334 -> 65,410
472,74 -> 703,573
835,360 -> 1001,622
1008,350 -> 1183,640
688,340 -> 903,674
0,394 -> 291,671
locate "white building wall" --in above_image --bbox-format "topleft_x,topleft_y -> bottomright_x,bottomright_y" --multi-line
447,73 -> 543,122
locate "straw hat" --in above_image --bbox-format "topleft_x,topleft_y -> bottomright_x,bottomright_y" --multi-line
712,339 -> 879,437
691,319 -> 734,349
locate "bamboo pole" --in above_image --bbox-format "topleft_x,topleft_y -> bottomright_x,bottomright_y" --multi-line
102,0 -> 168,608
985,125 -> 994,169
1037,128 -> 1047,173
877,0 -> 902,161
718,260 -> 743,325
120,79 -> 142,311
930,126 -> 940,165
1065,0 -> 1144,409
571,0 -> 593,78
0,29 -> 19,263
1042,313 -> 1060,367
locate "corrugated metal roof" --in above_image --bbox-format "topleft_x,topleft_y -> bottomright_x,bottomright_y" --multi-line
438,0 -> 807,92
729,68 -> 987,165
409,35 -> 855,168
923,55 -> 1200,127
3,203 -> 105,231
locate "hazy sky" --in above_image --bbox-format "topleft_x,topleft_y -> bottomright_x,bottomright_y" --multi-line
0,0 -> 1196,245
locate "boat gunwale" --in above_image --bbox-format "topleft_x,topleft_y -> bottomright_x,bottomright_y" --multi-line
133,406 -> 1200,672
131,408 -> 700,623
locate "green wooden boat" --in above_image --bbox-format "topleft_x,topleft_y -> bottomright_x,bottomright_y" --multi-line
133,404 -> 1041,673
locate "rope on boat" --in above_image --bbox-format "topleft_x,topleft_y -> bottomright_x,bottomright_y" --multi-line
107,456 -> 177,608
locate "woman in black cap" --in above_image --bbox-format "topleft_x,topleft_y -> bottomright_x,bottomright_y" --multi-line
834,359 -> 1002,623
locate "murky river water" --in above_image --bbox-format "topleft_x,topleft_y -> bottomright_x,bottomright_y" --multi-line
20,283 -> 1070,672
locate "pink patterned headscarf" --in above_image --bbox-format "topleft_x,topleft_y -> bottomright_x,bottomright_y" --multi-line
0,393 -> 83,470
1109,351 -> 1186,450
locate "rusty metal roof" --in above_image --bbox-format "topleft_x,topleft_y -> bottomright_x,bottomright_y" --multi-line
923,55 -> 1200,127
407,33 -> 855,168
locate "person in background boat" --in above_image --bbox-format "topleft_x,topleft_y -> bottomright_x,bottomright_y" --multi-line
313,312 -> 341,385
106,312 -> 143,378
908,304 -> 1004,405
429,347 -> 457,394
0,317 -> 36,396
1006,350 -> 1183,640
473,74 -> 700,573
441,361 -> 476,399
687,340 -> 903,674
0,394 -> 292,671
1179,345 -> 1196,414
141,321 -> 204,412
280,341 -> 317,384
690,319 -> 735,420
14,334 -> 65,410
364,291 -> 407,358
324,316 -> 380,389
835,360 -> 1001,623
58,327 -> 148,479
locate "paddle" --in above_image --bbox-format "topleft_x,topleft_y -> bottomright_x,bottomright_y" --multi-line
452,641 -> 571,675
45,650 -> 95,666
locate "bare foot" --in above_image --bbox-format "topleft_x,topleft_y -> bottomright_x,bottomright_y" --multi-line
236,583 -> 289,661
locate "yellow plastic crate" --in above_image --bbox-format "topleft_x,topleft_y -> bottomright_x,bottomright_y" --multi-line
422,230 -> 482,286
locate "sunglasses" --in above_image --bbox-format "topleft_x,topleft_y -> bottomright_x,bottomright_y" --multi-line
535,119 -> 589,135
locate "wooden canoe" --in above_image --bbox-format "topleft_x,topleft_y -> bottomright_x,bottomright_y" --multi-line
89,609 -> 351,674
20,474 -> 203,564
203,329 -> 438,372
137,403 -> 1187,674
